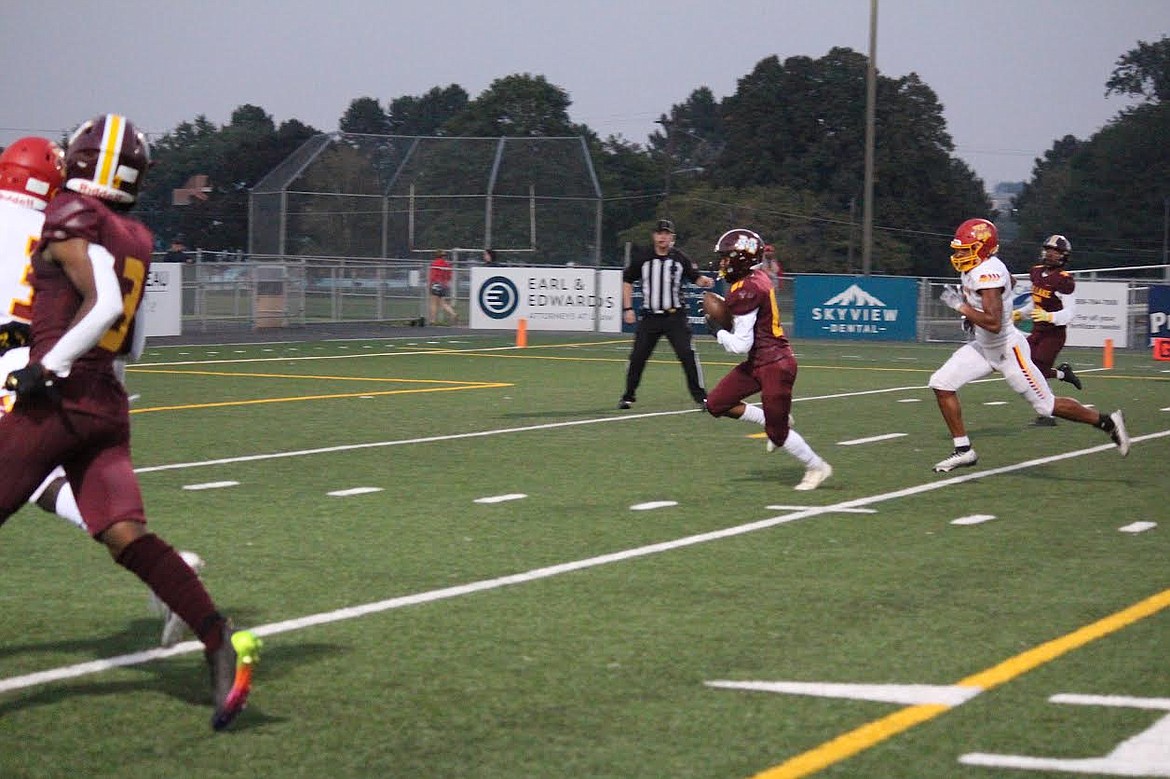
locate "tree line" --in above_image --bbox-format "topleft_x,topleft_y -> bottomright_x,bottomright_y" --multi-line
127,38 -> 1169,277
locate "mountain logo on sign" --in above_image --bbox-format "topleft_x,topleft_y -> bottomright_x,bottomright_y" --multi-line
822,284 -> 886,307
811,282 -> 898,333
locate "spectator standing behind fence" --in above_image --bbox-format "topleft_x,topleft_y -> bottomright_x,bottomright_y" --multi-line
164,237 -> 189,264
762,243 -> 782,287
481,248 -> 497,268
428,251 -> 458,325
618,219 -> 714,409
1015,234 -> 1082,426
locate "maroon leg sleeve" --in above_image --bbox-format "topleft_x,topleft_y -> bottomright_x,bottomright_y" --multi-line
116,533 -> 225,651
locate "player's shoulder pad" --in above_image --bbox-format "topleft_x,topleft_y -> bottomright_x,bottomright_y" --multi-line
42,192 -> 103,243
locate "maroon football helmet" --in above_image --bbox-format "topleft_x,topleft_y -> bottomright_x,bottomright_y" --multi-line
0,136 -> 64,211
64,114 -> 151,205
714,228 -> 764,282
1040,234 -> 1071,267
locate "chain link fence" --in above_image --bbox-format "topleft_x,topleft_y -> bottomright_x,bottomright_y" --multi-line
249,133 -> 602,267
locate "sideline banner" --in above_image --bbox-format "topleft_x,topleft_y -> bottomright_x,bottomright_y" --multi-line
793,275 -> 918,341
141,262 -> 182,337
1066,281 -> 1128,347
1148,284 -> 1170,346
469,267 -> 622,332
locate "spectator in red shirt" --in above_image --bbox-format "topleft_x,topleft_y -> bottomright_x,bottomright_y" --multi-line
428,252 -> 458,325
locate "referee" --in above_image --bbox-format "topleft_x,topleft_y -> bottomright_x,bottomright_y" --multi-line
618,219 -> 715,409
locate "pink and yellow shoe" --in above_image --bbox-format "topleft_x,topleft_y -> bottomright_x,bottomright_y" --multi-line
208,626 -> 262,731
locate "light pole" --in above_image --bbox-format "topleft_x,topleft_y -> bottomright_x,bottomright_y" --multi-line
654,118 -> 674,199
861,0 -> 878,275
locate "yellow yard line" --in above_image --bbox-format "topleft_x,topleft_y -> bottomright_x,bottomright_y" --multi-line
128,383 -> 511,414
752,587 -> 1170,778
128,368 -> 502,385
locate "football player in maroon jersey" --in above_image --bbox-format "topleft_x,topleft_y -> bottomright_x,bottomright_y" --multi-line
1019,234 -> 1082,426
702,228 -> 832,491
0,135 -> 206,649
0,115 -> 260,731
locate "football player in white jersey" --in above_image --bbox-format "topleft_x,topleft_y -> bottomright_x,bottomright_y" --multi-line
0,137 -> 88,526
927,218 -> 1129,472
0,136 -> 202,647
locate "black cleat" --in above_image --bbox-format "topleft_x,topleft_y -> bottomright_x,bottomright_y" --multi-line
617,395 -> 635,410
1030,416 -> 1057,427
1057,363 -> 1082,390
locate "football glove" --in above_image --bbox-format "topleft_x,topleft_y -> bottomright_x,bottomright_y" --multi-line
704,313 -> 726,336
0,321 -> 31,353
1011,309 -> 1023,323
5,362 -> 57,400
939,284 -> 963,312
1031,308 -> 1054,323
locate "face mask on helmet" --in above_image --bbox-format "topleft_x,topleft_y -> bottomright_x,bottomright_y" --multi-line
714,228 -> 764,281
1040,234 -> 1071,267
0,137 -> 64,211
950,218 -> 998,273
64,113 -> 151,206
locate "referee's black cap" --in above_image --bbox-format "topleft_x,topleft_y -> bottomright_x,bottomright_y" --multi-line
654,219 -> 676,234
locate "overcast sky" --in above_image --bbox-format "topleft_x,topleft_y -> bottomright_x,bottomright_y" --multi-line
2,0 -> 1166,189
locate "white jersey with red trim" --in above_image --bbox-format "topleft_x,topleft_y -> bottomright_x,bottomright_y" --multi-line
960,255 -> 1016,351
0,199 -> 43,327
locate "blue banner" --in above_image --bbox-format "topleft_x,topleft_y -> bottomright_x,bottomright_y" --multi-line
794,275 -> 918,341
1149,284 -> 1170,343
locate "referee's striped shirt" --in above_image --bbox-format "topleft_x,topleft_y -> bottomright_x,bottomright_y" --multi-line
623,248 -> 703,312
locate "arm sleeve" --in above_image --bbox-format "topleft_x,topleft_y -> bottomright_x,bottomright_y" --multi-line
716,309 -> 758,354
40,244 -> 125,377
1051,292 -> 1076,326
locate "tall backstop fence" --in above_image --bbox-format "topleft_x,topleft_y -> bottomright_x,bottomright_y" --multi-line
248,133 -> 603,268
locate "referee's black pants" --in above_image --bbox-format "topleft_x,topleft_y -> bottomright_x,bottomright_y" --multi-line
622,309 -> 706,402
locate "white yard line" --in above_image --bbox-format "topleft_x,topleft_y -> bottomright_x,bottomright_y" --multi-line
2,428 -> 1166,697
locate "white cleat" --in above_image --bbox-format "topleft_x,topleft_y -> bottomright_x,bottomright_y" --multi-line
152,551 -> 205,648
932,448 -> 978,473
1108,410 -> 1130,457
794,462 -> 833,491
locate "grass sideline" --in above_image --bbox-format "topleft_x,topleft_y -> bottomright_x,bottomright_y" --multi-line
1,333 -> 1167,778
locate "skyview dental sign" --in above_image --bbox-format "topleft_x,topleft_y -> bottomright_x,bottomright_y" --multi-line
794,275 -> 918,341
469,267 -> 623,332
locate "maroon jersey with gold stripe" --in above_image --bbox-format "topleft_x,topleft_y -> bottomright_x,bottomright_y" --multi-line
1029,263 -> 1075,328
31,191 -> 152,373
724,268 -> 792,366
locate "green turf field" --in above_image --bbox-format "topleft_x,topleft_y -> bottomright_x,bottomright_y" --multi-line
1,333 -> 1167,778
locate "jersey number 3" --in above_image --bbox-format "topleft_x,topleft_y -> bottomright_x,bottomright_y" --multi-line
97,256 -> 146,353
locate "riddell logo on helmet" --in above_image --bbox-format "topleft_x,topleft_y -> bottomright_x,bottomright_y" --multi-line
68,176 -> 135,203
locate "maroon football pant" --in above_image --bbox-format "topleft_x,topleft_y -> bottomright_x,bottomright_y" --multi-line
0,394 -> 145,536
1028,326 -> 1067,378
706,356 -> 796,446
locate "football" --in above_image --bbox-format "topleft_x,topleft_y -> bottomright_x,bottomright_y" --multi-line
702,291 -> 733,331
